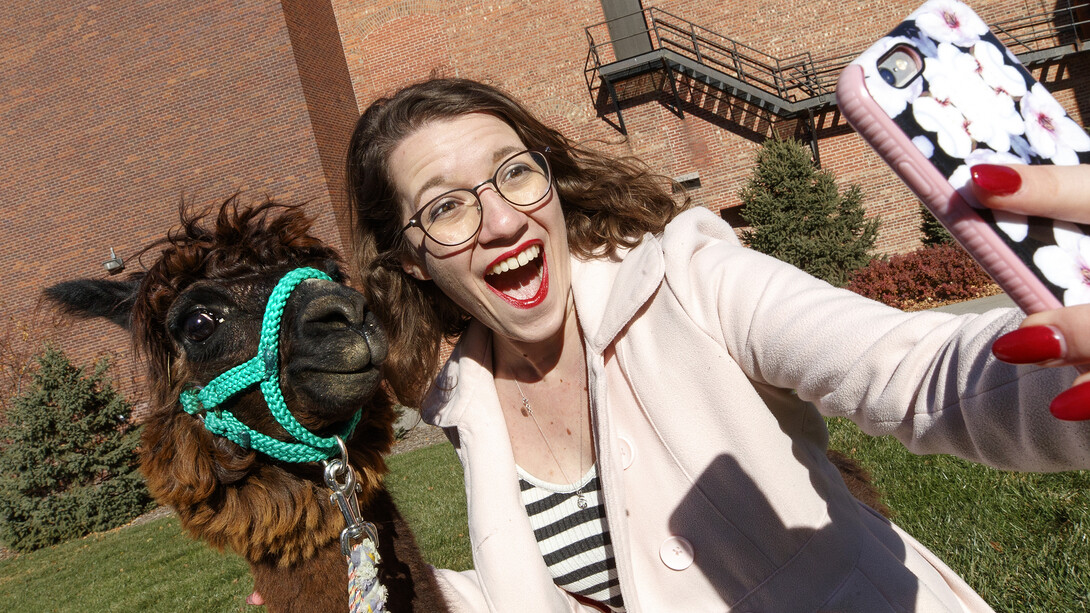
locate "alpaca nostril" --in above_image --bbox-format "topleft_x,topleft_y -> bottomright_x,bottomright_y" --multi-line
298,294 -> 367,331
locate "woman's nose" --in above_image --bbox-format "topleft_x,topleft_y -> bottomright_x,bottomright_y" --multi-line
476,186 -> 526,243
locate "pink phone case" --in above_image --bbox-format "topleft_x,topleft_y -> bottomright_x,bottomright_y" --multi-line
836,0 -> 1090,314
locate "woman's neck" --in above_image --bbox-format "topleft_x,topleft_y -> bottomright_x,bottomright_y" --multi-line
492,293 -> 583,383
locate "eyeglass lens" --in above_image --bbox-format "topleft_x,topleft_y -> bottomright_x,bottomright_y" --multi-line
420,150 -> 550,245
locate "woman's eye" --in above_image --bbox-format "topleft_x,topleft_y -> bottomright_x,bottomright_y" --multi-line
182,310 -> 220,343
428,197 -> 467,222
500,163 -> 532,185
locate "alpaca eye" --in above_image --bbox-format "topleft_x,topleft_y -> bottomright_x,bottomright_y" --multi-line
182,310 -> 221,343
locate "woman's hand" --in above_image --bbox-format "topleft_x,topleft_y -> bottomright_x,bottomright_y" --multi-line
971,163 -> 1090,420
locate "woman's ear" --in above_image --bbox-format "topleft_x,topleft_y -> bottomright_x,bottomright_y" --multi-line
399,252 -> 431,281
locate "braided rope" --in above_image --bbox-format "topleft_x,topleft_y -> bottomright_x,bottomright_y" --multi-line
178,267 -> 362,463
348,538 -> 388,612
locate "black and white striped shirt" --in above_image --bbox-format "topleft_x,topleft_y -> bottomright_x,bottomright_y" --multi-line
517,463 -> 625,611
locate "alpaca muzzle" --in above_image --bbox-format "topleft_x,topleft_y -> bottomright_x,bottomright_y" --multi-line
177,267 -> 361,463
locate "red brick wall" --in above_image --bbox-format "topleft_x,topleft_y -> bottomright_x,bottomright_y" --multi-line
281,0 -> 361,270
0,1 -> 354,404
332,0 -> 1089,258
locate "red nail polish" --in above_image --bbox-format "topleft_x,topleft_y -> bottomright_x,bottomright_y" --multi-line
971,164 -> 1022,196
992,326 -> 1065,364
1050,382 -> 1090,421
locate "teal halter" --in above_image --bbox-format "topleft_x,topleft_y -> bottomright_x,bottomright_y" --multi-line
178,267 -> 362,463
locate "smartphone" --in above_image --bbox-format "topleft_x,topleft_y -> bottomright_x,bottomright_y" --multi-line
836,0 -> 1090,314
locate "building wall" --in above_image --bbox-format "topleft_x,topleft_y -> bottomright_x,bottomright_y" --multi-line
0,0 -> 355,402
332,0 -> 1089,257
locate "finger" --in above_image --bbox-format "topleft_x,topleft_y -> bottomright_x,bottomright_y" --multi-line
993,305 -> 1090,376
992,307 -> 1090,420
1048,381 -> 1090,420
970,164 -> 1090,223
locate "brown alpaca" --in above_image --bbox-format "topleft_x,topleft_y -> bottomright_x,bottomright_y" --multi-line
45,198 -> 447,612
825,449 -> 890,518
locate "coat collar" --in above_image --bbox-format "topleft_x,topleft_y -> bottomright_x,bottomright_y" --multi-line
570,235 -> 664,355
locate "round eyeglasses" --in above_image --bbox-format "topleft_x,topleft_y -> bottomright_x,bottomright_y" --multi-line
400,148 -> 552,247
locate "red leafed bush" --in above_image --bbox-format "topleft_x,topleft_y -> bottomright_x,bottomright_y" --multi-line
846,243 -> 1001,311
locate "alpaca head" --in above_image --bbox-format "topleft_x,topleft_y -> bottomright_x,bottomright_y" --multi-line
45,196 -> 396,563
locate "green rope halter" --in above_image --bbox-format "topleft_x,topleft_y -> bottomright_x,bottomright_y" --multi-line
179,267 -> 362,463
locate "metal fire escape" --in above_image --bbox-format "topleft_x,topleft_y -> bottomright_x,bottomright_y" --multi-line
585,3 -> 1090,157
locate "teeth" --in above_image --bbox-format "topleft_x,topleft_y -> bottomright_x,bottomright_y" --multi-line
488,245 -> 541,276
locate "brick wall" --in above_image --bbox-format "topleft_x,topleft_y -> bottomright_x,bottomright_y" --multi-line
332,0 -> 1089,258
0,0 -> 354,404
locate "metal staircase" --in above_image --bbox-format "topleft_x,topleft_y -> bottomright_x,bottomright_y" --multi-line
584,4 -> 1090,137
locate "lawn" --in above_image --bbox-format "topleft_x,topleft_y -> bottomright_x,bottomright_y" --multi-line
826,417 -> 1090,612
0,443 -> 469,612
1,430 -> 1086,612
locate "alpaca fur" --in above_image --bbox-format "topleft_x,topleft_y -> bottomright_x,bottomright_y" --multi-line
47,198 -> 446,612
825,448 -> 890,518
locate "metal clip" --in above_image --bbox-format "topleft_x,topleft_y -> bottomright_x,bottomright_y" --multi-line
323,436 -> 379,557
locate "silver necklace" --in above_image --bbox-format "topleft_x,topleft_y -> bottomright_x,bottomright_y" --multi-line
514,379 -> 589,509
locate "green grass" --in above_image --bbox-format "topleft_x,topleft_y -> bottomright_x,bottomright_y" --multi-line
383,442 -> 471,571
0,443 -> 469,612
2,434 -> 1086,612
827,417 -> 1090,613
0,516 -> 253,612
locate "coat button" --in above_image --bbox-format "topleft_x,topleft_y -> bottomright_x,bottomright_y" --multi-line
659,536 -> 694,570
618,436 -> 635,469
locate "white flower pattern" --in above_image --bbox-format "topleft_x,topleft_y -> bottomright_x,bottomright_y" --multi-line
973,39 -> 1026,99
913,0 -> 988,47
1034,222 -> 1090,306
912,95 -> 972,158
849,0 -> 1090,306
1020,83 -> 1090,166
918,42 -> 1023,154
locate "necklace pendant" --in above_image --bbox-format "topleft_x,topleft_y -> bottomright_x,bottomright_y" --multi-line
576,493 -> 588,509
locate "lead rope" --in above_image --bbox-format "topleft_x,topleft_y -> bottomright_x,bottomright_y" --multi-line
324,436 -> 388,612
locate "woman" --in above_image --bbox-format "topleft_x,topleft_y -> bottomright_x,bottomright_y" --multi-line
345,78 -> 1090,612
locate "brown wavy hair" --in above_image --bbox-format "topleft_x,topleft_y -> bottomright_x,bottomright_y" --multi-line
346,78 -> 688,406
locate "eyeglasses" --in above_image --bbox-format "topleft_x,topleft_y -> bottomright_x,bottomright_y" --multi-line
400,148 -> 552,247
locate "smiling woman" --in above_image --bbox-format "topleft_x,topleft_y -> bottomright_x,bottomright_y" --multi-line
345,78 -> 1090,612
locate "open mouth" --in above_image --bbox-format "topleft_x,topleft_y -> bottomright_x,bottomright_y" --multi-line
485,242 -> 547,308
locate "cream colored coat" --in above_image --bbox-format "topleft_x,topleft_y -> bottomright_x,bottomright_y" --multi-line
426,208 -> 1090,612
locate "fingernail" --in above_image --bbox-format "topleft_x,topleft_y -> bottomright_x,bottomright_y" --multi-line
992,325 -> 1065,364
971,164 -> 1022,196
1050,382 -> 1090,421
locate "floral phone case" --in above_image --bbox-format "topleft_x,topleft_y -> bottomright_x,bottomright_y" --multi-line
836,0 -> 1090,313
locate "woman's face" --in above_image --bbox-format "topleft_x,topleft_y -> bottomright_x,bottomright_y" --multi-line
390,112 -> 572,345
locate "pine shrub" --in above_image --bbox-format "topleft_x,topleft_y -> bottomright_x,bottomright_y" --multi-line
740,137 -> 880,286
0,346 -> 153,552
920,204 -> 954,246
847,243 -> 1000,311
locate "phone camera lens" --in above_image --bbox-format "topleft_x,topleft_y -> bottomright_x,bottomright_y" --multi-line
879,67 -> 896,85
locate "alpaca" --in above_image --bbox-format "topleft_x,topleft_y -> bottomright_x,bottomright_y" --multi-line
45,198 -> 447,612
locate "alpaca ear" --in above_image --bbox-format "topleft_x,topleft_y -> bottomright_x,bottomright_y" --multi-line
44,275 -> 144,330
399,253 -> 431,281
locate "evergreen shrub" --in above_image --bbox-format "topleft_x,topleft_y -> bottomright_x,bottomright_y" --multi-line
0,346 -> 153,552
740,137 -> 879,286
920,204 -> 954,246
847,243 -> 1000,311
